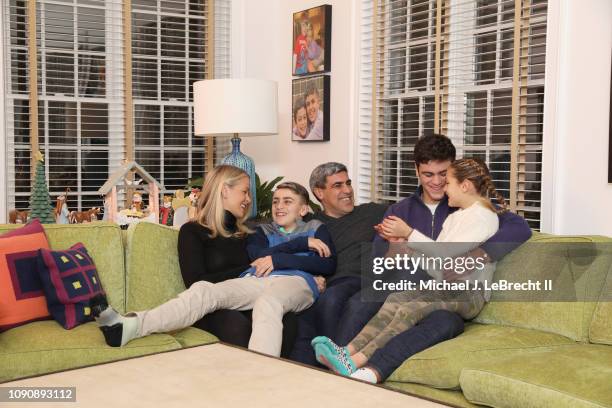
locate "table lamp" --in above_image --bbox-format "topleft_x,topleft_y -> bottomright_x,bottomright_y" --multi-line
194,79 -> 278,218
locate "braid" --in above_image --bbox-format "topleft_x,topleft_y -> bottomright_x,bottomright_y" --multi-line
450,158 -> 507,213
485,178 -> 507,214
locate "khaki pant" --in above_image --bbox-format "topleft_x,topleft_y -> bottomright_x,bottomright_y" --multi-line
136,276 -> 313,357
352,289 -> 485,359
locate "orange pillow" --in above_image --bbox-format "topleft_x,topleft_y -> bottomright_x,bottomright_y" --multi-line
0,220 -> 52,332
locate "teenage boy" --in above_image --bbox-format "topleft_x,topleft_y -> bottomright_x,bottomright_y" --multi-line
334,134 -> 532,382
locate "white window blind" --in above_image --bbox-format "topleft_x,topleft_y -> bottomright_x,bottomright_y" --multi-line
359,0 -> 547,230
132,0 -> 231,195
4,0 -> 232,214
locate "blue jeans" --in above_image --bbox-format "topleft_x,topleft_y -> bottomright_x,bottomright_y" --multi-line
289,276 -> 362,365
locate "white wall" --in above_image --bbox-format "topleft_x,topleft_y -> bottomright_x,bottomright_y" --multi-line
544,0 -> 612,235
236,0 -> 358,195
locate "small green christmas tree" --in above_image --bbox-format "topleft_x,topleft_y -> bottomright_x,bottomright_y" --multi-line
29,151 -> 55,224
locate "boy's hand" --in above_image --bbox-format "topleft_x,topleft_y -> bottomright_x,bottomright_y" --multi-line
308,237 -> 331,257
378,216 -> 413,240
250,256 -> 274,277
314,276 -> 326,293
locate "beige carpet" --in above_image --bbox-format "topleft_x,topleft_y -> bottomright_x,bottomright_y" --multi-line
5,343 -> 449,407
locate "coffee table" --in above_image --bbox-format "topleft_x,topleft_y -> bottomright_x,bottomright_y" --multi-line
4,343 -> 450,407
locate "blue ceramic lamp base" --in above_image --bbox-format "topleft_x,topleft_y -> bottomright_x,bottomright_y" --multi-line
221,135 -> 257,218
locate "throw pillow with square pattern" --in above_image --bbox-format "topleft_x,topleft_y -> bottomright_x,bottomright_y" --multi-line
0,219 -> 52,332
37,243 -> 106,329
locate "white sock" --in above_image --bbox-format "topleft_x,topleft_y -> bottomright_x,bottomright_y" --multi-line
120,315 -> 139,346
350,368 -> 378,383
95,307 -> 140,346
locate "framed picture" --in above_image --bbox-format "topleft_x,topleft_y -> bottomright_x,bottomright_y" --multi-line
292,75 -> 330,142
292,5 -> 332,76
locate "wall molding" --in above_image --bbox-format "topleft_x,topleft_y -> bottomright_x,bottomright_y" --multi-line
540,0 -> 563,233
0,0 -> 6,223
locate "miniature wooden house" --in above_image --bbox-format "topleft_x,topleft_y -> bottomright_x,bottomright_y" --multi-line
97,161 -> 165,224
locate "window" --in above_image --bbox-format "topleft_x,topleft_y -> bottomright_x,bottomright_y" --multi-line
360,0 -> 547,229
3,0 -> 231,215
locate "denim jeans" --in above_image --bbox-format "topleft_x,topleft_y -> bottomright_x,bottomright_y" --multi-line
289,276 -> 362,365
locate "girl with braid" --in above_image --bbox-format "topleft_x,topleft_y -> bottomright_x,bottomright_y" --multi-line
312,158 -> 507,378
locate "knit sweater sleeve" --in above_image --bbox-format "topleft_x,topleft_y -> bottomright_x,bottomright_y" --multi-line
408,206 -> 498,258
480,210 -> 532,261
271,225 -> 337,276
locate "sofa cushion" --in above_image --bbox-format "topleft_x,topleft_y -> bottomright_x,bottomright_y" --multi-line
37,243 -> 105,329
0,220 -> 51,332
0,320 -> 182,382
388,323 -> 575,389
125,222 -> 186,311
460,344 -> 612,408
475,235 -> 612,342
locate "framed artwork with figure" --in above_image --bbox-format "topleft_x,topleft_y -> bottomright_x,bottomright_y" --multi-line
292,75 -> 330,142
292,5 -> 331,76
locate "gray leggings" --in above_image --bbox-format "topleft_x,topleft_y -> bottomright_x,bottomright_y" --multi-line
351,289 -> 485,359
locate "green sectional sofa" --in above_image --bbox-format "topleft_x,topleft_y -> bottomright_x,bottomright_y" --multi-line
0,222 -> 217,382
1,222 -> 611,408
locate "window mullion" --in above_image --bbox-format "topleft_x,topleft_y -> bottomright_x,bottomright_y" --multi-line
495,0 -> 502,83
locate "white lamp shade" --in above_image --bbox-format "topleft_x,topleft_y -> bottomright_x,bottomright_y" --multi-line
193,79 -> 278,136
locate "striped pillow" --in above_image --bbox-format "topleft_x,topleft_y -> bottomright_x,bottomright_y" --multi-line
37,243 -> 105,329
0,220 -> 52,332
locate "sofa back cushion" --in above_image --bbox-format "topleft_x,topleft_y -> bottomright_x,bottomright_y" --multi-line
125,222 -> 186,311
0,223 -> 127,314
474,234 -> 612,342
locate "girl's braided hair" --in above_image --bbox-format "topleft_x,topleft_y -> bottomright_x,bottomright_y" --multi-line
449,158 -> 507,214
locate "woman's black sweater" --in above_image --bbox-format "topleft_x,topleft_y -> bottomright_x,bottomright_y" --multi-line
178,213 -> 251,287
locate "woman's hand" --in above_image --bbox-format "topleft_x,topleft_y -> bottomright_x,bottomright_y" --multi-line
378,216 -> 413,240
308,237 -> 331,257
250,256 -> 274,277
314,276 -> 326,293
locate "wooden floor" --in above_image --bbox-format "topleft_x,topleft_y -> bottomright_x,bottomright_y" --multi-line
5,343 -> 449,407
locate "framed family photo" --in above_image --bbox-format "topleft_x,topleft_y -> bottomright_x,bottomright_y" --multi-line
292,5 -> 332,76
292,75 -> 330,142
